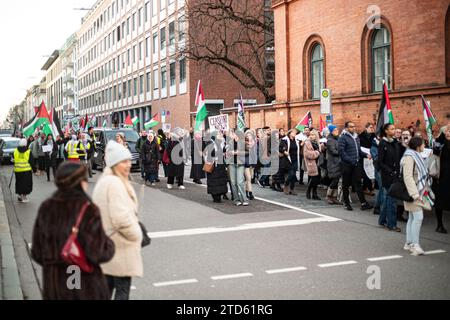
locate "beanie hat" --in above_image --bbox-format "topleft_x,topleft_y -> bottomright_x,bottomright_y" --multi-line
105,140 -> 132,168
19,139 -> 27,147
55,162 -> 88,191
328,125 -> 337,133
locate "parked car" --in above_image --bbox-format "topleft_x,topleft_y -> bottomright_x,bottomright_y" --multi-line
92,128 -> 141,171
0,129 -> 13,138
0,137 -> 21,164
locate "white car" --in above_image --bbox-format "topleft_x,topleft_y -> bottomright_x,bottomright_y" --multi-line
0,137 -> 21,164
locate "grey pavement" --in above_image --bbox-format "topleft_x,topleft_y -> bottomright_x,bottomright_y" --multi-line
0,163 -> 449,300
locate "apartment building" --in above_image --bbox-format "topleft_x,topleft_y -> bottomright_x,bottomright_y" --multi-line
76,0 -> 265,130
24,78 -> 46,123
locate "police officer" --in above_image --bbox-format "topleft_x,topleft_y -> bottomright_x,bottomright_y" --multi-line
13,139 -> 33,203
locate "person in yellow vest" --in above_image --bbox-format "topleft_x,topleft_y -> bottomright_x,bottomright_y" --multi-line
13,139 -> 33,203
65,135 -> 80,162
78,133 -> 92,178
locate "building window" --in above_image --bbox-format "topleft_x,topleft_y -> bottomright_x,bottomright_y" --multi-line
144,3 -> 149,22
160,27 -> 166,51
133,45 -> 136,63
146,37 -> 150,57
169,22 -> 175,46
134,78 -> 138,96
178,16 -> 186,42
138,8 -> 142,27
160,0 -> 166,11
372,27 -> 391,92
311,44 -> 324,100
161,66 -> 167,89
146,72 -> 151,92
153,71 -> 159,90
132,13 -> 136,31
128,79 -> 132,97
152,0 -> 158,17
153,33 -> 158,54
140,75 -> 144,94
139,42 -> 143,61
179,58 -> 186,84
123,82 -> 127,98
170,62 -> 176,86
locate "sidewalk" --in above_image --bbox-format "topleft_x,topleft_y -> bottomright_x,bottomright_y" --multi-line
0,176 -> 23,300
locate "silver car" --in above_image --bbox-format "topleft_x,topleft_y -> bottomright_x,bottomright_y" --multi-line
0,137 -> 21,164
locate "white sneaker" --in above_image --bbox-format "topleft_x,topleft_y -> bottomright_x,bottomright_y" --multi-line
179,185 -> 186,190
151,183 -> 156,186
242,202 -> 249,206
18,196 -> 23,202
403,243 -> 412,251
235,202 -> 242,207
167,184 -> 174,189
22,196 -> 30,203
410,244 -> 425,256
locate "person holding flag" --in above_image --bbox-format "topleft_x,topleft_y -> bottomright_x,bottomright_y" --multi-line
194,81 -> 208,131
13,139 -> 34,203
237,93 -> 246,132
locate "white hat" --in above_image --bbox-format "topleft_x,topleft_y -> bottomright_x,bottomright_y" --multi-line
105,140 -> 132,168
19,139 -> 27,147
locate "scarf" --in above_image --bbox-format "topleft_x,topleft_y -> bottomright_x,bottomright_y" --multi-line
401,149 -> 434,205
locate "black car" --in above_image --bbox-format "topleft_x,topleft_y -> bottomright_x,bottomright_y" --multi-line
92,128 -> 141,171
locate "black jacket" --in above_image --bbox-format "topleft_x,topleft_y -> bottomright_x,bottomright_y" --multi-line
378,138 -> 401,188
338,131 -> 368,166
359,131 -> 376,149
141,139 -> 160,173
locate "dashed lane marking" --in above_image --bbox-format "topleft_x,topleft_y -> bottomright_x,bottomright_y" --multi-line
367,255 -> 403,262
318,260 -> 358,268
211,273 -> 254,281
266,267 -> 308,274
424,250 -> 447,255
153,279 -> 199,287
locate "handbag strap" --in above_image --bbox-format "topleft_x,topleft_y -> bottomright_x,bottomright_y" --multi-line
72,202 -> 90,235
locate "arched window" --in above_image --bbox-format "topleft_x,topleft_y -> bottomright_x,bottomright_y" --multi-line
311,44 -> 324,99
372,27 -> 391,92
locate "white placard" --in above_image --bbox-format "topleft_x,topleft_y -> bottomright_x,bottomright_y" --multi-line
421,148 -> 432,159
162,123 -> 171,132
208,114 -> 229,132
42,145 -> 53,153
320,89 -> 332,114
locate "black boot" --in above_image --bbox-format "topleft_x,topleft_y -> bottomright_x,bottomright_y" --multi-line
312,187 -> 321,200
306,185 -> 312,199
248,192 -> 255,200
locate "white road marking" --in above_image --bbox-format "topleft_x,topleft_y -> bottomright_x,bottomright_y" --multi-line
266,267 -> 308,274
367,255 -> 403,262
211,273 -> 254,281
424,250 -> 446,255
131,286 -> 137,290
153,279 -> 199,287
318,261 -> 358,268
149,217 -> 338,239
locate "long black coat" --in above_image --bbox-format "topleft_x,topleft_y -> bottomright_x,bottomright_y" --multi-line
326,134 -> 342,179
190,138 -> 206,180
167,140 -> 185,177
273,140 -> 291,184
31,191 -> 115,300
432,134 -> 450,210
205,141 -> 228,195
44,141 -> 59,168
378,138 -> 401,188
15,146 -> 33,195
141,139 -> 160,174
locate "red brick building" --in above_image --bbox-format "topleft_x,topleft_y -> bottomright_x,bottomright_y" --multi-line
230,0 -> 450,133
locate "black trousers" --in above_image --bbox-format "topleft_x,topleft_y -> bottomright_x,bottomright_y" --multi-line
329,177 -> 340,190
46,165 -> 57,181
168,176 -> 184,186
341,162 -> 367,205
106,276 -> 132,300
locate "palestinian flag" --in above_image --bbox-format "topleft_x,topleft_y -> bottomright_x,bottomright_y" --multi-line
237,92 -> 246,132
422,95 -> 436,147
296,111 -> 313,132
49,108 -> 64,138
23,102 -> 52,137
376,81 -> 395,134
132,116 -> 140,127
124,114 -> 133,128
145,113 -> 161,129
194,80 -> 208,131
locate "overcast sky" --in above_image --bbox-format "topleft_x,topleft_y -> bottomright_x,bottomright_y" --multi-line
0,0 -> 96,122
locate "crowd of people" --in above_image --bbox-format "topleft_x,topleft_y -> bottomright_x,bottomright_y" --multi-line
8,119 -> 449,300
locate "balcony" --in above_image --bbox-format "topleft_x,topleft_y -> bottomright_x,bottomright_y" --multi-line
63,88 -> 74,97
63,73 -> 74,83
63,58 -> 74,68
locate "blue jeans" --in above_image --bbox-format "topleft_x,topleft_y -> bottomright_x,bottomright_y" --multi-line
379,188 -> 397,228
286,160 -> 298,189
145,172 -> 158,183
229,165 -> 248,204
406,210 -> 423,245
374,170 -> 384,210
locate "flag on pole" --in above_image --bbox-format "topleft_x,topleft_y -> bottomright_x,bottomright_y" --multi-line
319,116 -> 326,133
132,116 -> 140,127
376,81 -> 395,134
237,92 -> 246,132
144,113 -> 161,129
422,95 -> 437,148
295,111 -> 313,132
23,102 -> 52,137
194,80 -> 208,131
124,114 -> 133,128
50,109 -> 64,137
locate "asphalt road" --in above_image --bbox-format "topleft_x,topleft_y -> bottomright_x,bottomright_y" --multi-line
1,164 -> 449,300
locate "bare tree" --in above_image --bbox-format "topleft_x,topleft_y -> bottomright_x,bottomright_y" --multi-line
183,0 -> 275,103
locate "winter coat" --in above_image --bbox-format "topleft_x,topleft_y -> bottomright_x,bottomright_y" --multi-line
378,138 -> 402,188
135,137 -> 147,155
205,140 -> 228,195
338,131 -> 368,166
282,136 -> 300,165
402,155 -> 432,212
44,141 -> 59,168
359,131 -> 376,149
34,138 -> 45,157
92,168 -> 143,278
14,146 -> 33,195
272,139 -> 291,184
432,134 -> 450,210
303,139 -> 321,177
31,190 -> 115,300
326,134 -> 342,179
167,139 -> 185,178
141,139 -> 160,174
190,138 -> 206,180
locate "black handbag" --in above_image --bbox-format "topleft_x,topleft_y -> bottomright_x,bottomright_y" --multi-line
139,222 -> 151,248
388,175 -> 414,202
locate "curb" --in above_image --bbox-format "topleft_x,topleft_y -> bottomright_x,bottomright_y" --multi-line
0,189 -> 24,300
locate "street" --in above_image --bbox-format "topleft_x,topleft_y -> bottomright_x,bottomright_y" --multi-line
1,163 -> 449,300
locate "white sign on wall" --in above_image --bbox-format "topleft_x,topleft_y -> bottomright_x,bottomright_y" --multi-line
320,89 -> 332,114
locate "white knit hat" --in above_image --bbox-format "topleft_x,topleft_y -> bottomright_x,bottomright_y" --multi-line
105,140 -> 132,168
19,139 -> 27,147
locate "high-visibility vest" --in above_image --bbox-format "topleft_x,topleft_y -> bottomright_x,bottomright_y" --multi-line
67,142 -> 79,159
14,149 -> 32,173
77,142 -> 89,159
